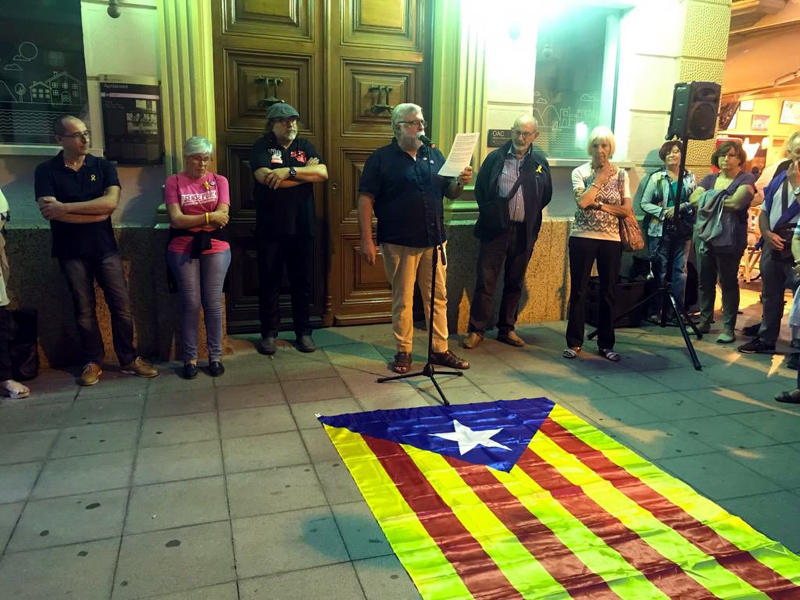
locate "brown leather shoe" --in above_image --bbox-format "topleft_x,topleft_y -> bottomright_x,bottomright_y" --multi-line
431,350 -> 470,370
390,352 -> 412,374
497,331 -> 525,347
462,332 -> 484,349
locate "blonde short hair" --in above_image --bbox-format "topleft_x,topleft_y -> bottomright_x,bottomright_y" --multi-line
587,126 -> 616,158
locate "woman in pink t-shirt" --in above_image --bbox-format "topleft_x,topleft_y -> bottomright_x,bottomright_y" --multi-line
165,137 -> 231,379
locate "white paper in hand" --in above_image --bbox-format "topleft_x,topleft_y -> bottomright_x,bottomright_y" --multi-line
438,132 -> 479,177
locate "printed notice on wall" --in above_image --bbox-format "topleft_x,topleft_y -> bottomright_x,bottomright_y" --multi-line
0,0 -> 87,145
100,77 -> 163,164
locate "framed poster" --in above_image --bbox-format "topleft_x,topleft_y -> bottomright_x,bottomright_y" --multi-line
780,100 -> 800,125
0,0 -> 87,145
99,76 -> 163,165
739,99 -> 754,111
751,114 -> 770,131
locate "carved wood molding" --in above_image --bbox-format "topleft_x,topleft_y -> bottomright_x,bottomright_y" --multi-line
730,0 -> 787,31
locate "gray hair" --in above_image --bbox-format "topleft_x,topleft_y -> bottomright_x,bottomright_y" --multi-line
183,136 -> 213,157
391,103 -> 423,129
513,114 -> 538,130
787,131 -> 800,153
587,125 -> 616,157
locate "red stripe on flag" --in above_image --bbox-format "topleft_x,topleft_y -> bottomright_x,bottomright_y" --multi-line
518,447 -> 713,599
444,456 -> 623,600
541,419 -> 800,599
363,435 -> 524,600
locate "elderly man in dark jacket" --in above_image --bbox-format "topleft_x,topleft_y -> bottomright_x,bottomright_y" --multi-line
463,115 -> 552,349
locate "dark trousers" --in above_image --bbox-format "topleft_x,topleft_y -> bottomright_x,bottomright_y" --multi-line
0,307 -> 11,381
566,237 -> 622,350
258,235 -> 313,338
59,252 -> 137,366
758,243 -> 799,344
469,222 -> 531,334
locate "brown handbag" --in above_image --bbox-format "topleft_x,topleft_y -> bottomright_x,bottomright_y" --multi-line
614,170 -> 644,252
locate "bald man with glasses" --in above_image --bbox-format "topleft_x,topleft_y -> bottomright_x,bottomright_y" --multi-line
463,115 -> 552,349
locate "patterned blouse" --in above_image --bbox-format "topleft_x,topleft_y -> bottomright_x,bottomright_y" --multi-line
570,162 -> 631,242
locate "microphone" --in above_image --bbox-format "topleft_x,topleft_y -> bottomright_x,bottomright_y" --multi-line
417,134 -> 436,149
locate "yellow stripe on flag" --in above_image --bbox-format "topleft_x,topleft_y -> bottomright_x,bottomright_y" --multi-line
324,425 -> 473,600
530,427 -> 768,599
403,443 -> 566,599
492,465 -> 669,600
549,406 -> 800,586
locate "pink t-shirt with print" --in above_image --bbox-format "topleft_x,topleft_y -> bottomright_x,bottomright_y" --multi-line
165,172 -> 230,254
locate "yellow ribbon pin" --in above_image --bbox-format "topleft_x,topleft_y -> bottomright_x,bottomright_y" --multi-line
536,165 -> 543,174
204,180 -> 211,190
90,174 -> 96,181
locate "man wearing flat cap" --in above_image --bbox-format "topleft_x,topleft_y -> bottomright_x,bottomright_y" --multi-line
250,102 -> 328,354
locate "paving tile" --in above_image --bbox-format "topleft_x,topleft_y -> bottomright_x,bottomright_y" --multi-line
679,386 -> 778,415
290,397 -> 362,429
0,461 -> 41,504
219,404 -> 296,438
273,356 -> 340,381
113,521 -> 235,599
146,582 -> 239,600
563,397 -> 661,428
641,369 -> 719,392
232,507 -> 349,578
0,538 -> 119,600
222,431 -> 309,474
428,383 -> 493,405
353,554 -> 422,600
703,361 -> 790,386
139,412 -> 219,447
213,362 -> 278,387
625,391 -> 718,422
476,380 -> 550,402
358,391 -> 428,411
669,414 -> 780,450
590,372 -> 672,396
284,376 -> 353,403
76,372 -> 151,399
728,410 -> 800,444
300,427 -> 342,462
227,464 -> 326,518
134,440 -> 223,485
718,490 -> 800,553
314,460 -> 363,505
32,451 -> 134,500
0,502 -> 23,549
658,452 -> 781,500
7,488 -> 127,552
50,419 -> 139,458
605,422 -> 715,460
216,382 -> 285,411
239,563 -> 366,600
145,388 -> 216,417
0,403 -> 70,433
535,375 -> 618,403
149,371 -> 216,394
66,395 -> 145,426
125,476 -> 229,534
331,500 -> 392,560
725,444 -> 800,490
0,429 -> 58,465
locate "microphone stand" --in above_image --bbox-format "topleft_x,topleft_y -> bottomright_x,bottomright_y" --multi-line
377,135 -> 462,405
586,136 -> 703,370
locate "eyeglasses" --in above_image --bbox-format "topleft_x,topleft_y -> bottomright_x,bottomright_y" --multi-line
61,131 -> 90,139
400,120 -> 426,128
512,130 -> 535,138
189,155 -> 212,163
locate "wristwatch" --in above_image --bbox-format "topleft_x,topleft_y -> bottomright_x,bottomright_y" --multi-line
289,166 -> 297,180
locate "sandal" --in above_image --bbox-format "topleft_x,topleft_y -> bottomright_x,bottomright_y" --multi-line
431,350 -> 470,370
775,389 -> 800,404
563,347 -> 581,359
1,379 -> 30,399
390,352 -> 412,374
599,348 -> 621,362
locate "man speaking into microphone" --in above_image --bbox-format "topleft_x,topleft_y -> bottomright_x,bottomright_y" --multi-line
358,103 -> 473,375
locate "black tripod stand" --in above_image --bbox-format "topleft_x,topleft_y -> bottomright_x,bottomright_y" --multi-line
377,243 -> 462,405
588,136 -> 703,370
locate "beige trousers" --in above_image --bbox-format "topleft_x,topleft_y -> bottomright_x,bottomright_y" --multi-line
380,242 -> 449,353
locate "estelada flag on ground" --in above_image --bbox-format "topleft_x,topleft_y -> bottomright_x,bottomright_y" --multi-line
319,398 -> 800,599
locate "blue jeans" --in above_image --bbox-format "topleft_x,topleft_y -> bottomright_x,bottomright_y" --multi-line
59,252 -> 137,366
167,249 -> 231,363
647,234 -> 690,314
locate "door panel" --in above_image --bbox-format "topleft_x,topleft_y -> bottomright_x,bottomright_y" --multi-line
222,0 -> 315,41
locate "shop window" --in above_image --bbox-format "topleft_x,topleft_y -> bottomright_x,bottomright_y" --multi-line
533,6 -> 620,159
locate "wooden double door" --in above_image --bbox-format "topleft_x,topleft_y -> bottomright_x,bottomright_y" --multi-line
211,0 -> 433,333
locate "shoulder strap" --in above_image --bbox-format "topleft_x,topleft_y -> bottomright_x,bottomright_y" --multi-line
505,170 -> 525,201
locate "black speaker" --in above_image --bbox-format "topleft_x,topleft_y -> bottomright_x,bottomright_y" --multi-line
666,81 -> 721,141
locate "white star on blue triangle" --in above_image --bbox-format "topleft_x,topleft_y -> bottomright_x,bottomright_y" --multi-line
431,419 -> 512,455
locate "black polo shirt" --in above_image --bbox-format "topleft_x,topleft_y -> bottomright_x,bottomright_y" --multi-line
33,152 -> 120,259
359,139 -> 451,247
250,133 -> 322,238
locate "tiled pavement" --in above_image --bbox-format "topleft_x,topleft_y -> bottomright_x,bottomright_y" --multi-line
2,290 -> 800,599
